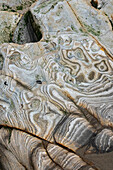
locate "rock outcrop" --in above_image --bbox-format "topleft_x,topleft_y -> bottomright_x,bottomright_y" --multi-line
0,0 -> 113,170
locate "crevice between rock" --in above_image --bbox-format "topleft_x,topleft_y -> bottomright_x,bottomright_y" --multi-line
12,11 -> 42,44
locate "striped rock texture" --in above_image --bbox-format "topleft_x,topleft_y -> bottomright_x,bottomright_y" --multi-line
92,129 -> 113,153
0,0 -> 113,169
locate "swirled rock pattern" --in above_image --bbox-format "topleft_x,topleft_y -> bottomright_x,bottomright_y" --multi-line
0,0 -> 113,170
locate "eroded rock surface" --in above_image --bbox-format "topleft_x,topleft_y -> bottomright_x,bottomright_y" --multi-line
0,0 -> 36,13
0,11 -> 21,43
0,0 -> 113,170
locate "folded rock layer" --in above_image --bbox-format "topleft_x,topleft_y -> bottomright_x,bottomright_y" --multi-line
0,0 -> 113,170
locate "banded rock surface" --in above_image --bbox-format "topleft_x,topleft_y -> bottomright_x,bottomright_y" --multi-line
0,0 -> 113,170
92,129 -> 113,153
0,127 -> 93,170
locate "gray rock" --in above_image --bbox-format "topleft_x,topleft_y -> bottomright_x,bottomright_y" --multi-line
0,11 -> 21,43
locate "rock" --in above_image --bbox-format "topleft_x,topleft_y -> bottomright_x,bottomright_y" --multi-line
30,0 -> 113,56
93,129 -> 113,153
66,0 -> 113,56
54,115 -> 95,152
12,12 -> 42,44
0,11 -> 21,43
30,0 -> 82,41
0,127 -> 93,170
0,0 -> 36,13
0,0 -> 113,169
97,0 -> 113,24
